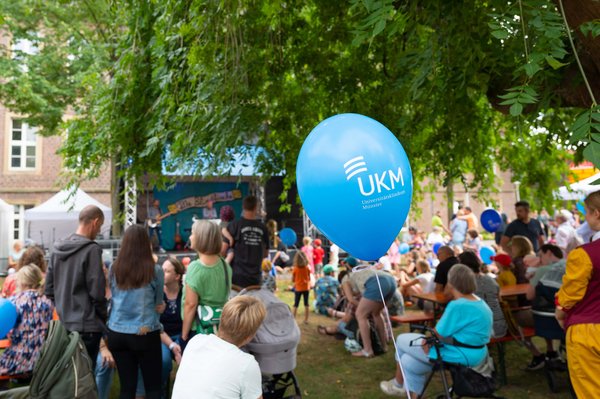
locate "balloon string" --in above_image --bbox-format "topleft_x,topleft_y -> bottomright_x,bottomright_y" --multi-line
352,264 -> 408,387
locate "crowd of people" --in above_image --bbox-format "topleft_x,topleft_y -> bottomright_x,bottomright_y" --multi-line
0,195 -> 272,398
1,193 -> 600,398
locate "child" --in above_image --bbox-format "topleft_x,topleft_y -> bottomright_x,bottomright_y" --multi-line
292,251 -> 311,324
261,258 -> 276,293
0,264 -> 54,377
400,260 -> 435,299
314,265 -> 340,315
491,253 -> 517,307
301,236 -> 315,274
491,254 -> 516,287
313,239 -> 325,277
464,229 -> 482,253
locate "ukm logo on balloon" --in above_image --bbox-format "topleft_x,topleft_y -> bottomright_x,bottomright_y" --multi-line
344,156 -> 407,210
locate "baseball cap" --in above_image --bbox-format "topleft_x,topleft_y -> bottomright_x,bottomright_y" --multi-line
314,238 -> 322,246
490,254 -> 512,267
344,257 -> 358,267
323,265 -> 334,274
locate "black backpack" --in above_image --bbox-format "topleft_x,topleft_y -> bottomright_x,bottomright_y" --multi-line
346,317 -> 386,356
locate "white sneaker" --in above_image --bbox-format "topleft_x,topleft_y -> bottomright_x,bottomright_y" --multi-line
380,379 -> 406,396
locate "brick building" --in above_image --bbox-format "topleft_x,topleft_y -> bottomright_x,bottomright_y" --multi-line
0,105 -> 111,243
408,170 -> 519,234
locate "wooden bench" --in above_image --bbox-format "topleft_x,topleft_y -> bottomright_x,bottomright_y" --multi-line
488,327 -> 536,385
390,311 -> 435,331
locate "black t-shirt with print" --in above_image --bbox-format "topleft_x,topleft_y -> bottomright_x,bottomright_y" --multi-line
503,219 -> 544,252
227,218 -> 269,288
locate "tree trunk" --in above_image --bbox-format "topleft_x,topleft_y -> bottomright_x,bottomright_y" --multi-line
446,181 -> 454,226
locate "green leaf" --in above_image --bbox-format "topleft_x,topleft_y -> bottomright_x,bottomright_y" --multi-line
491,30 -> 509,40
583,141 -> 600,170
509,102 -> 523,116
498,91 -> 520,100
545,56 -> 567,70
524,62 -> 542,78
580,20 -> 600,38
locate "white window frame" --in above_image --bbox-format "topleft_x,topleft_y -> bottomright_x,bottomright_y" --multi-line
9,119 -> 38,171
12,204 -> 34,242
13,205 -> 25,242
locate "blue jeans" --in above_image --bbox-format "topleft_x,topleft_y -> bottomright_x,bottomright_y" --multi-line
148,226 -> 163,248
95,353 -> 115,399
136,334 -> 180,398
395,333 -> 434,395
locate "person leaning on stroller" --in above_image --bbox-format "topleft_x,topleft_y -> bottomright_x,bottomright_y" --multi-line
380,264 -> 493,398
172,295 -> 267,399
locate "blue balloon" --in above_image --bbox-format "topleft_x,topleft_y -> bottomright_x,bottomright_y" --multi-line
279,228 -> 297,247
576,201 -> 586,215
480,246 -> 496,265
0,298 -> 17,339
480,209 -> 502,233
297,114 -> 413,261
432,242 -> 442,255
399,242 -> 410,254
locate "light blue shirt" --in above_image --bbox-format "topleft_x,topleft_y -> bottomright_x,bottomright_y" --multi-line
430,297 -> 492,367
108,264 -> 164,334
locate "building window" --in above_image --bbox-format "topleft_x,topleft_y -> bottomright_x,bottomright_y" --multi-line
10,119 -> 37,170
13,204 -> 34,242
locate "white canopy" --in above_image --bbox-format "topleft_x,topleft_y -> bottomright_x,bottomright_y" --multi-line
0,198 -> 14,266
556,173 -> 600,201
25,189 -> 112,248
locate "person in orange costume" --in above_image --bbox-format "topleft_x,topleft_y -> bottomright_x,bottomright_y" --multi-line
556,190 -> 600,398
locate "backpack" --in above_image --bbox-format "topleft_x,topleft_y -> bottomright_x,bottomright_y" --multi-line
29,321 -> 97,398
345,317 -> 386,356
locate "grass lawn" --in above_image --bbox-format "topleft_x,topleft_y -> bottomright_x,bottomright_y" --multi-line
274,275 -> 572,399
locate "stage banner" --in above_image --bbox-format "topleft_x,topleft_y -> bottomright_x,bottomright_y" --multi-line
152,182 -> 249,250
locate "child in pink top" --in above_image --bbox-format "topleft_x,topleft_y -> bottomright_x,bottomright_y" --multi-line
301,236 -> 315,274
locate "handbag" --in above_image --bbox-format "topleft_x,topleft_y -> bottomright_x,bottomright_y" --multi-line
448,364 -> 497,397
196,258 -> 230,334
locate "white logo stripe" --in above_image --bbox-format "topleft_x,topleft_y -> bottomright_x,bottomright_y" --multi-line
343,156 -> 364,169
346,168 -> 368,180
344,161 -> 367,174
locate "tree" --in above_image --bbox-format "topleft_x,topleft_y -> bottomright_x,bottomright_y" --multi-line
1,0 -> 596,215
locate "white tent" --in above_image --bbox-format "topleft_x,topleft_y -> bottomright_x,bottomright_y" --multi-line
556,172 -> 600,201
25,189 -> 112,248
0,198 -> 14,271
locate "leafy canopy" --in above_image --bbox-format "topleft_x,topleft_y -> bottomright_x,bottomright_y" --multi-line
2,0 -> 595,209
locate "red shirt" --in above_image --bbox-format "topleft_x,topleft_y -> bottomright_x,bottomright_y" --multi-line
313,247 -> 325,265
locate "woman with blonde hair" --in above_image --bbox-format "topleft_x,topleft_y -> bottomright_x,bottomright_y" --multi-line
181,220 -> 232,342
556,190 -> 600,397
509,235 -> 534,284
1,245 -> 46,298
0,264 -> 54,377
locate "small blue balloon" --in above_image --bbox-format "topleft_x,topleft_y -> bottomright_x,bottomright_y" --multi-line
480,246 -> 496,265
279,228 -> 297,247
576,201 -> 586,215
433,242 -> 442,255
0,299 -> 17,339
399,242 -> 410,255
481,209 -> 502,233
297,114 -> 413,261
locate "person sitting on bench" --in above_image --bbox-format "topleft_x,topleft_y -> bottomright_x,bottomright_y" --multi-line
380,264 -> 492,398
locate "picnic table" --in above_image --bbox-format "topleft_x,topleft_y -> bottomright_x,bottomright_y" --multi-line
409,283 -> 531,319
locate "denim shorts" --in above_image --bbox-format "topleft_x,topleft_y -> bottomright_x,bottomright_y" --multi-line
363,274 -> 396,302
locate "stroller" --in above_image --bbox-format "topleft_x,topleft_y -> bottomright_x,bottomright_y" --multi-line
236,286 -> 302,399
